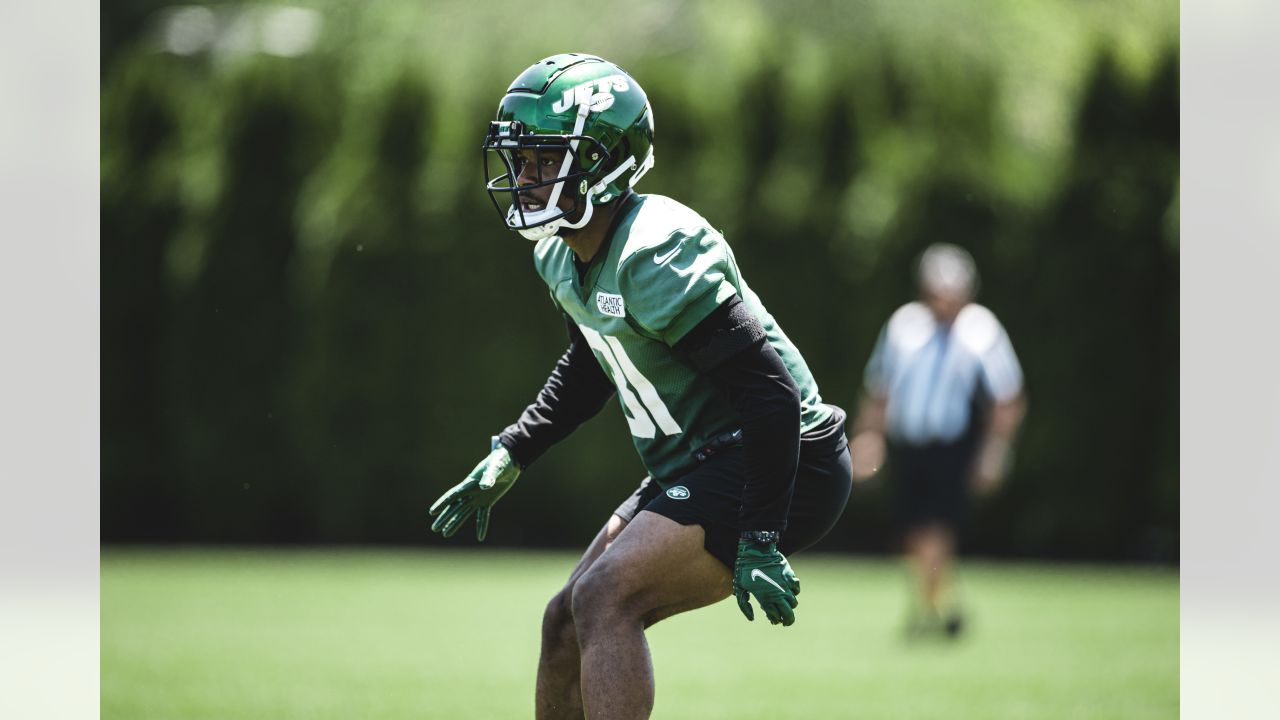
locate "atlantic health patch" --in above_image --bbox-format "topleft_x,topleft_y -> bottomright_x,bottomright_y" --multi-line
596,291 -> 626,318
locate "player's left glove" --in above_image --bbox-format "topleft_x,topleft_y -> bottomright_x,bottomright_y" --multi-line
733,532 -> 801,626
428,445 -> 521,541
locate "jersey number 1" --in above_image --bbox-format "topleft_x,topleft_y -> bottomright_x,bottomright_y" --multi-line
578,326 -> 683,439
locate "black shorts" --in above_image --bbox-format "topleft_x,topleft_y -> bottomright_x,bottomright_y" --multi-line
886,438 -> 978,532
613,405 -> 853,570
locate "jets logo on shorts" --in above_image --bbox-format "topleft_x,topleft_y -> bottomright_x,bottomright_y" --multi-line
665,485 -> 691,500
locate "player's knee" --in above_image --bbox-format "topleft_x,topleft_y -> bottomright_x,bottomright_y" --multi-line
542,589 -> 575,644
570,563 -> 625,633
569,570 -> 603,625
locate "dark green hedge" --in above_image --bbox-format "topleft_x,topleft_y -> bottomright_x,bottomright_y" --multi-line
102,1 -> 1178,560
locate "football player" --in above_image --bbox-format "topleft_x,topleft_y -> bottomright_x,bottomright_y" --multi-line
429,53 -> 853,719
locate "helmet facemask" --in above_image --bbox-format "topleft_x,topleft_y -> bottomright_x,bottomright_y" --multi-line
484,105 -> 611,242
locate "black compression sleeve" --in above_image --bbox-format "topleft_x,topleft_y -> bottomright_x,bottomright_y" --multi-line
497,319 -> 616,468
675,296 -> 801,532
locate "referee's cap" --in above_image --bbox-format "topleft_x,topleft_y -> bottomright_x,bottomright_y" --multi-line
917,243 -> 979,297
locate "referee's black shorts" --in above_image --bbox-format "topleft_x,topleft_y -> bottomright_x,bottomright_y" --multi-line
613,404 -> 853,570
886,436 -> 979,532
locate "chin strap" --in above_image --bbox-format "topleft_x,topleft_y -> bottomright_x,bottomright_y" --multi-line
555,153 -> 637,234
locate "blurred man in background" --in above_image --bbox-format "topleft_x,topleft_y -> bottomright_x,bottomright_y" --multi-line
849,243 -> 1026,638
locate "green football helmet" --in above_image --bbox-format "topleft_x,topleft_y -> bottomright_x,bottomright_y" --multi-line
483,53 -> 655,241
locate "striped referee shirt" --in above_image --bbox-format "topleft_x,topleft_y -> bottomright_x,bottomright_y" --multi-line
864,302 -> 1023,445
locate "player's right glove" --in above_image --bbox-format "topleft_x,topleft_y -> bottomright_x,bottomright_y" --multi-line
732,533 -> 801,626
428,445 -> 521,541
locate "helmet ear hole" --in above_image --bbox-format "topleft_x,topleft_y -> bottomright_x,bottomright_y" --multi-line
577,141 -> 604,175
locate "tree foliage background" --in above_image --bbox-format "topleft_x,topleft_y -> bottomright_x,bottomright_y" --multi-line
102,0 -> 1179,561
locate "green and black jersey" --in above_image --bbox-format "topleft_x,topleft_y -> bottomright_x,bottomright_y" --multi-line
531,193 -> 830,485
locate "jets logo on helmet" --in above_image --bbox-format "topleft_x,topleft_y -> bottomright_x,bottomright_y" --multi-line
550,75 -> 630,114
483,54 -> 655,242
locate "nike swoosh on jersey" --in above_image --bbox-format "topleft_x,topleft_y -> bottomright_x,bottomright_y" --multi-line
653,241 -> 683,264
750,568 -> 788,594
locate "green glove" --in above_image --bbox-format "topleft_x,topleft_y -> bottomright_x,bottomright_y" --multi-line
733,540 -> 801,626
428,445 -> 521,541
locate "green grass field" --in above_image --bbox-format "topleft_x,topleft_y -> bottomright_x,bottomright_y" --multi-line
102,548 -> 1177,719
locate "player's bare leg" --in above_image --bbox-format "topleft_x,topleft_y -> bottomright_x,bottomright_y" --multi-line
537,514 -> 629,720
571,511 -> 732,720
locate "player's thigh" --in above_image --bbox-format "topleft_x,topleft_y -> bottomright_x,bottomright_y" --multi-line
565,513 -> 628,585
574,510 -> 731,622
